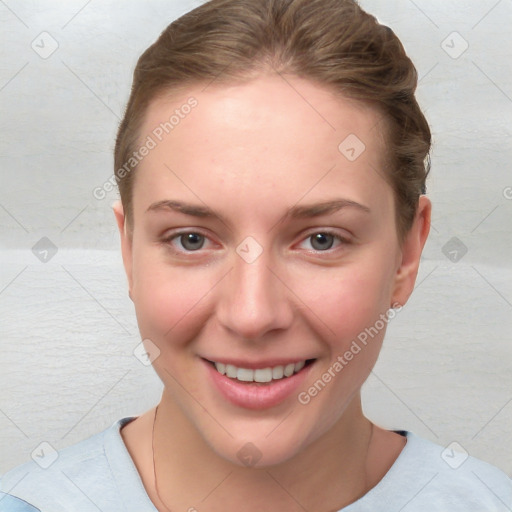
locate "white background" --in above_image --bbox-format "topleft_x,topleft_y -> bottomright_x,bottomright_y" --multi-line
0,0 -> 511,477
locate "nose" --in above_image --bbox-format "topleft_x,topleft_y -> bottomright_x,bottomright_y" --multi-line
215,248 -> 294,340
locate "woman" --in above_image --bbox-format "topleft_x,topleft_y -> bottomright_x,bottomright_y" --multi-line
1,0 -> 511,510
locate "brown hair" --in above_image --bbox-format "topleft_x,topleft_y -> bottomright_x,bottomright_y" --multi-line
115,0 -> 431,241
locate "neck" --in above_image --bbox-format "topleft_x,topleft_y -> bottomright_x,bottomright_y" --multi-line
151,390 -> 376,512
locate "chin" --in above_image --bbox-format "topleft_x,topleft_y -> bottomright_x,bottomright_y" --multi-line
209,430 -> 309,469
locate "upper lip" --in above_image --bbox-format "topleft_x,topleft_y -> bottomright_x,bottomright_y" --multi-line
202,357 -> 315,369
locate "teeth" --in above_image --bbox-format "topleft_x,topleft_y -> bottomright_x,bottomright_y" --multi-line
283,363 -> 295,377
272,366 -> 284,379
294,361 -> 305,372
226,364 -> 237,378
254,368 -> 272,383
237,368 -> 254,382
213,360 -> 308,383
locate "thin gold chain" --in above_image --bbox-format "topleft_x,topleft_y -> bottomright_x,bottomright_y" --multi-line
152,405 -> 174,512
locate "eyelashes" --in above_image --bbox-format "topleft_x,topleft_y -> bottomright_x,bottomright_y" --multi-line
171,232 -> 207,251
298,232 -> 345,251
161,229 -> 350,255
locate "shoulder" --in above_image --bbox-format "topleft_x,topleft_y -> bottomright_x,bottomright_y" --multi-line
0,418 -> 137,512
361,431 -> 512,511
0,492 -> 41,511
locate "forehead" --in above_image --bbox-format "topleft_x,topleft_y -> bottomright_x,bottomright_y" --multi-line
133,75 -> 392,219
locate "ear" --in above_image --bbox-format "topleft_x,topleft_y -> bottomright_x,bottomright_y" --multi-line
391,195 -> 431,307
112,200 -> 134,296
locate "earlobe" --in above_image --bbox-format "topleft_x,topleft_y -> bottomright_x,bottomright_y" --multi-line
112,200 -> 125,234
112,200 -> 134,296
391,196 -> 431,307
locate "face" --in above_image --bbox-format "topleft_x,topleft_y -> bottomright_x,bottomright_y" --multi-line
115,75 -> 429,467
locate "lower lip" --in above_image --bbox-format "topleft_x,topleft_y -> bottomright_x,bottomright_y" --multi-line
204,359 -> 314,410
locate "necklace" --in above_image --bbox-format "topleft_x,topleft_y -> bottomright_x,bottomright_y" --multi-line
152,405 -> 174,512
151,404 -> 375,511
362,422 -> 375,494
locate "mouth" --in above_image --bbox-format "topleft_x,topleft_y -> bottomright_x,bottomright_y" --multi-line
207,359 -> 316,384
202,356 -> 317,409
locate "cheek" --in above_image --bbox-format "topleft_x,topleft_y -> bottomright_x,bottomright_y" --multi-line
295,255 -> 396,346
293,261 -> 396,433
131,249 -> 215,346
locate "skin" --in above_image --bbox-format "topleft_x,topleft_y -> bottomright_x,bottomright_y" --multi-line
114,74 -> 431,511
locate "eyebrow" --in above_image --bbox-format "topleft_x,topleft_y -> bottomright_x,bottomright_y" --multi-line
146,198 -> 370,222
146,200 -> 229,224
287,199 -> 371,218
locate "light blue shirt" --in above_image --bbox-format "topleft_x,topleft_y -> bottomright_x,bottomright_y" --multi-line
1,417 -> 511,511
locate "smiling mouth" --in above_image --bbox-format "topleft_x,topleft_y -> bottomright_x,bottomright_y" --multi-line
206,359 -> 316,383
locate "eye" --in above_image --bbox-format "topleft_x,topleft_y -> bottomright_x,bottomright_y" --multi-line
299,231 -> 346,252
164,232 -> 208,252
309,233 -> 335,251
179,232 -> 205,251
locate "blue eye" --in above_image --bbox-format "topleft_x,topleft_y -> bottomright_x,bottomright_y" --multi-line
309,233 -> 336,251
298,231 -> 348,253
174,232 -> 206,251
